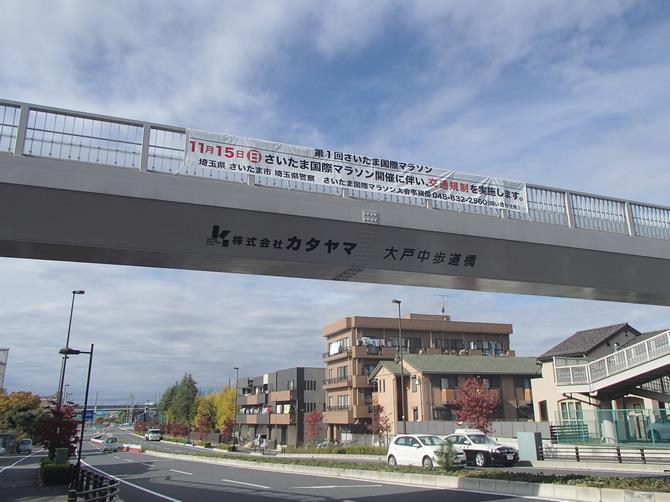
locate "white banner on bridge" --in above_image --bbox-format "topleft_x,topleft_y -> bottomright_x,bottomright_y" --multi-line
185,129 -> 528,213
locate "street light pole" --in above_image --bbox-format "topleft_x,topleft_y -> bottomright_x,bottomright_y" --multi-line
392,299 -> 407,434
59,344 -> 93,488
76,344 -> 94,482
233,367 -> 239,448
57,290 -> 85,409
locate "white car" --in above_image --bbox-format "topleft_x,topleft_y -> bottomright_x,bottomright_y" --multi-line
648,415 -> 670,442
444,429 -> 518,467
387,434 -> 466,469
145,428 -> 162,441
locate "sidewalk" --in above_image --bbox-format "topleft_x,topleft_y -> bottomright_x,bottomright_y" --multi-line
0,455 -> 68,502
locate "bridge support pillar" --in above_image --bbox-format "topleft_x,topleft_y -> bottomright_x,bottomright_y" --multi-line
599,399 -> 617,445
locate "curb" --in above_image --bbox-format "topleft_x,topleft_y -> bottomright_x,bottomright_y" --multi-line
142,450 -> 670,502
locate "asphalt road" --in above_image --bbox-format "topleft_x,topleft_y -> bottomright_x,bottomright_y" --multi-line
83,445 -> 553,502
0,450 -> 68,501
108,429 -> 670,480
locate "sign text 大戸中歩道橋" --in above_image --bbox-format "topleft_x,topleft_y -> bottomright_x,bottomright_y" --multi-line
184,130 -> 528,213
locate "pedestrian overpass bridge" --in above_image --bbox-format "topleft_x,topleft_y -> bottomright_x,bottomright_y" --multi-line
1,99 -> 669,305
554,330 -> 670,400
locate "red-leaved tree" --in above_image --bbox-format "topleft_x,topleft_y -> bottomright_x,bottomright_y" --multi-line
304,411 -> 323,445
220,417 -> 235,443
451,377 -> 499,434
366,404 -> 392,446
34,405 -> 79,459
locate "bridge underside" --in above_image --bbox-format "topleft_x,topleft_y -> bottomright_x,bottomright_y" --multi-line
1,155 -> 669,305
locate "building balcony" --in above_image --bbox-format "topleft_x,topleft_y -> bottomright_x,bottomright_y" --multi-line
241,393 -> 267,406
270,413 -> 296,425
323,375 -> 351,390
441,387 -> 501,404
351,346 -> 397,359
514,388 -> 532,402
441,388 -> 458,403
323,406 -> 353,424
322,347 -> 352,361
237,414 -> 270,425
353,404 -> 371,419
352,375 -> 372,388
270,390 -> 295,402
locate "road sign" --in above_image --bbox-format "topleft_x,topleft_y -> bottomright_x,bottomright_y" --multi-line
83,410 -> 94,420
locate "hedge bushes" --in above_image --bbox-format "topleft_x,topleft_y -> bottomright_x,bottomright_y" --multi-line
39,458 -> 72,485
285,446 -> 387,455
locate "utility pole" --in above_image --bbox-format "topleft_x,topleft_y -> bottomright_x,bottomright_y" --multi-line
127,392 -> 134,424
434,294 -> 450,318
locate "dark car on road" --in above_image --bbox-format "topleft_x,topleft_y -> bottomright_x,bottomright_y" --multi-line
444,429 -> 518,467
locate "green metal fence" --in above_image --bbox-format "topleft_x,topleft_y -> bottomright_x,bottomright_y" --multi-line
553,408 -> 670,447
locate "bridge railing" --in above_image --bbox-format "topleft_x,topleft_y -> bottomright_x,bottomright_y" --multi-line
555,330 -> 670,386
2,99 -> 669,240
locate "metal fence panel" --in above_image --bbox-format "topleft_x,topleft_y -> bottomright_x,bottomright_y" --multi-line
23,109 -> 142,168
571,194 -> 628,233
0,103 -> 20,153
631,203 -> 670,240
2,100 -> 669,242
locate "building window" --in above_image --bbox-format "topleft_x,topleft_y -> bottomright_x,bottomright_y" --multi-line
412,407 -> 419,421
336,366 -> 348,378
448,339 -> 464,352
287,380 -> 295,390
487,376 -> 501,388
337,395 -> 350,408
560,401 -> 583,422
440,376 -> 458,389
433,406 -> 453,420
411,376 -> 417,392
515,377 -> 531,390
362,364 -> 377,376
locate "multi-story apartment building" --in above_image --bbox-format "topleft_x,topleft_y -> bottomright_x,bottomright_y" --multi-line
236,366 -> 325,447
322,313 -> 515,441
370,354 -> 540,434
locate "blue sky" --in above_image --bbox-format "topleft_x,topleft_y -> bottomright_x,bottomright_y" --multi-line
1,0 -> 669,403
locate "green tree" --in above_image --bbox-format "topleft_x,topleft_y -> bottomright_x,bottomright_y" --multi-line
0,391 -> 44,437
193,393 -> 217,438
213,386 -> 236,432
158,382 -> 178,422
435,440 -> 457,471
171,374 -> 198,426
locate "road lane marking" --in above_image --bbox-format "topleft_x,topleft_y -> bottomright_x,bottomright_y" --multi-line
113,455 -> 120,459
142,463 -> 154,467
294,484 -> 383,489
82,460 -> 182,501
221,478 -> 269,489
169,469 -> 193,476
0,449 -> 44,475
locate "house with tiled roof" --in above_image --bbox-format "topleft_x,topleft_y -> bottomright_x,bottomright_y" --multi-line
369,354 -> 541,435
531,323 -> 668,431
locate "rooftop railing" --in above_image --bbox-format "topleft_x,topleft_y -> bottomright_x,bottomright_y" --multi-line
554,330 -> 670,386
1,99 -> 669,240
